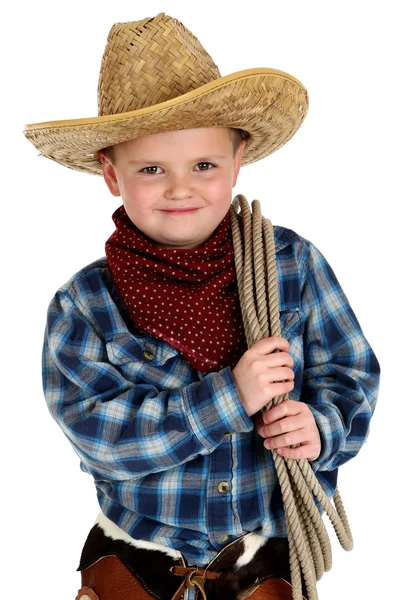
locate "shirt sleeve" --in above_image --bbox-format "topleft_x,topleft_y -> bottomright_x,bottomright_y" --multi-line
42,290 -> 253,483
299,240 -> 381,472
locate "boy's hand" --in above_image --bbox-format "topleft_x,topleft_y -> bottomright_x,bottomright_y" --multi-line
231,337 -> 295,417
255,400 -> 321,461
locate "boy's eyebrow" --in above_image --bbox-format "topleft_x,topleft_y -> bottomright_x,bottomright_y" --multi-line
127,154 -> 228,165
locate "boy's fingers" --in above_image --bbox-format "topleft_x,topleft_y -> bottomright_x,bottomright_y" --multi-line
263,399 -> 300,424
260,414 -> 303,438
273,444 -> 320,461
263,428 -> 306,450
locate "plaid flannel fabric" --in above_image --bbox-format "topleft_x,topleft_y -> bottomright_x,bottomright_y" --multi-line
42,225 -> 380,565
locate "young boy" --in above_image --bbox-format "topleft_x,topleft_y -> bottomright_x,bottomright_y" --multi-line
24,12 -> 380,600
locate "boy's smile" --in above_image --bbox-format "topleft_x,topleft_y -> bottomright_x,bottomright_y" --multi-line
100,127 -> 246,250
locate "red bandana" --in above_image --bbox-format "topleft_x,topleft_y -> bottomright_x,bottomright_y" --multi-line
105,205 -> 248,374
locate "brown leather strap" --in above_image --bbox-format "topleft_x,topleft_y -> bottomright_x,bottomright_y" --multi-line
170,566 -> 223,580
170,566 -> 223,600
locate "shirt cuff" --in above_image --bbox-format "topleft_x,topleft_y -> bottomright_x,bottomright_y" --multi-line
181,366 -> 254,452
307,404 -> 346,472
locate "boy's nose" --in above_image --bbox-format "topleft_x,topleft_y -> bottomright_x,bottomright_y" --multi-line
165,174 -> 195,200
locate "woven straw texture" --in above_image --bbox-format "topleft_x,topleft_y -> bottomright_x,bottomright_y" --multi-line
24,12 -> 309,175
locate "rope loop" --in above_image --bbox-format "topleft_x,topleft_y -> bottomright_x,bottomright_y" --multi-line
230,195 -> 353,600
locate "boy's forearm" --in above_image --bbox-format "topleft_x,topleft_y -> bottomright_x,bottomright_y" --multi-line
300,239 -> 381,472
305,366 -> 380,472
43,291 -> 253,483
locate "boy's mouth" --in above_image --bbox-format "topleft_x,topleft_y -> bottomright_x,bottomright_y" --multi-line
161,208 -> 200,213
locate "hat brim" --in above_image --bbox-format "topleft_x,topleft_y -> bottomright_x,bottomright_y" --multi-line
24,68 -> 309,176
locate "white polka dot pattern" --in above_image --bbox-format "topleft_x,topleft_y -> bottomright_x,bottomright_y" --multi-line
105,205 -> 247,373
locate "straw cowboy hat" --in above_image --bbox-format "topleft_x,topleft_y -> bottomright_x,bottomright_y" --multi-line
23,12 -> 309,176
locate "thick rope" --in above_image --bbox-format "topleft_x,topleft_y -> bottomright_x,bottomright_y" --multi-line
230,194 -> 353,600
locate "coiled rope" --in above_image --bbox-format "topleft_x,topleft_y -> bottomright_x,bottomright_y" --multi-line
229,194 -> 353,600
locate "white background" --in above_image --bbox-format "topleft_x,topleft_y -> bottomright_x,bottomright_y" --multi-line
2,1 -> 398,598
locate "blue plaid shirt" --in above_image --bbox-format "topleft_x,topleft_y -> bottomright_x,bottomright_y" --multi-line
42,224 -> 380,565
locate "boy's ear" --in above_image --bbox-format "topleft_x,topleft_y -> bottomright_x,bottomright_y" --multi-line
99,151 -> 121,197
232,139 -> 247,188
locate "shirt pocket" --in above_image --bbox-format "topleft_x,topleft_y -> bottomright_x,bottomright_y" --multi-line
105,332 -> 180,368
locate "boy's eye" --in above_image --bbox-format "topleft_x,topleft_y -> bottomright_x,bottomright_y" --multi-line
141,166 -> 162,174
140,162 -> 215,174
195,162 -> 214,171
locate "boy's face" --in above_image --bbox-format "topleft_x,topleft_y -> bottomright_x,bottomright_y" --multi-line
100,127 -> 246,249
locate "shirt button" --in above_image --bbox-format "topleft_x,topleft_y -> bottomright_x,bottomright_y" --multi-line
143,350 -> 155,360
217,481 -> 230,494
223,432 -> 233,437
220,535 -> 230,543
